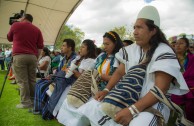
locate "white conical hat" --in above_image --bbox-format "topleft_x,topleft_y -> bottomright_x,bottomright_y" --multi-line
137,6 -> 160,27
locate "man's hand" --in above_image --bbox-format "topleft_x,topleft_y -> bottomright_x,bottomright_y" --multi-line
114,108 -> 133,126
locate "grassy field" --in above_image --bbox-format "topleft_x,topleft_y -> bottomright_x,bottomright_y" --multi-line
0,70 -> 61,126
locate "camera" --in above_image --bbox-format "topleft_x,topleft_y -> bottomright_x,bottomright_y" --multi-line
9,10 -> 24,25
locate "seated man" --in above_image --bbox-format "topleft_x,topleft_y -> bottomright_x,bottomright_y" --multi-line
33,39 -> 77,114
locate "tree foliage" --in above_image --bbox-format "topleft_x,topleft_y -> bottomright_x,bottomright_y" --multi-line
55,25 -> 85,51
168,33 -> 194,43
111,25 -> 135,41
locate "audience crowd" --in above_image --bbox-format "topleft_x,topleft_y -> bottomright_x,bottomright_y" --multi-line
3,5 -> 194,126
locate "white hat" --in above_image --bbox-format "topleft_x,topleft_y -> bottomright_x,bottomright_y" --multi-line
137,6 -> 160,27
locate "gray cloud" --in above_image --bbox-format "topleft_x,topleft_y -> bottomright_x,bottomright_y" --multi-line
67,0 -> 194,46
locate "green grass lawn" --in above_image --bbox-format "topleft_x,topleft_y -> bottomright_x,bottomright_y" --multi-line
0,70 -> 61,126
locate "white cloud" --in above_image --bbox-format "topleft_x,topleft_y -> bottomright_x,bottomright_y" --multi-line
67,0 -> 194,46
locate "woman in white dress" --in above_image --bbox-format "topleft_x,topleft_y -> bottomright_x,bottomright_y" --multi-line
37,47 -> 51,78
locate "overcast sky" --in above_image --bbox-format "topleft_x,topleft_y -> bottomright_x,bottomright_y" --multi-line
67,0 -> 194,46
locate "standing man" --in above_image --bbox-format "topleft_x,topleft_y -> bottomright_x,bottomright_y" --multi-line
7,14 -> 44,109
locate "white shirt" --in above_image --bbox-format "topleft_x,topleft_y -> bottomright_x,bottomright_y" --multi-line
71,56 -> 95,73
37,56 -> 51,76
4,50 -> 11,58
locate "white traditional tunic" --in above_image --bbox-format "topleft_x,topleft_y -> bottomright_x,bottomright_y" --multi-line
116,43 -> 188,96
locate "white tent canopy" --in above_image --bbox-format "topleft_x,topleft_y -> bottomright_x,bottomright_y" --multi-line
0,0 -> 83,45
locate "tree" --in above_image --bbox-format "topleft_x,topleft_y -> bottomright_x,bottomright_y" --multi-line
55,25 -> 85,51
111,25 -> 135,41
179,33 -> 186,38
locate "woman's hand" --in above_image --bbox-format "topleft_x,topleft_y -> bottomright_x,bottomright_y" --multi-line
114,108 -> 133,126
94,90 -> 109,101
100,74 -> 110,81
73,70 -> 81,78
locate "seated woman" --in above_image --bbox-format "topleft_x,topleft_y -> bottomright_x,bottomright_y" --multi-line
56,31 -> 123,126
36,47 -> 51,78
171,37 -> 194,122
76,6 -> 189,126
45,39 -> 97,116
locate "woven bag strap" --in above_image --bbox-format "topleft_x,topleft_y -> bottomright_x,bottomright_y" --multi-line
150,86 -> 194,126
91,69 -> 100,96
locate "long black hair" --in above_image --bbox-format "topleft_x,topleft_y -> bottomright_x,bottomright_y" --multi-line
143,19 -> 170,65
82,39 -> 96,59
103,31 -> 123,54
43,47 -> 50,57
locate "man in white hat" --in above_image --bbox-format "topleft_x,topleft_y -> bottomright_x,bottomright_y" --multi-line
110,5 -> 189,126
74,5 -> 189,126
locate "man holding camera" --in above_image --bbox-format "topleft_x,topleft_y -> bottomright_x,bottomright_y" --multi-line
7,14 -> 44,109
